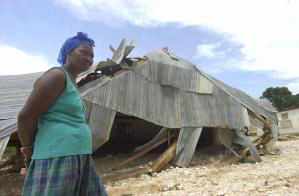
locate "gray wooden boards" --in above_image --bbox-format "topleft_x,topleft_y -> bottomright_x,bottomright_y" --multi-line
173,127 -> 203,167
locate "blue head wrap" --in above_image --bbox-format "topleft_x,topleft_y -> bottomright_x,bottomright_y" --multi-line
57,32 -> 95,65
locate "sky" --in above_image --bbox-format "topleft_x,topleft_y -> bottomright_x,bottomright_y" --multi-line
0,0 -> 298,98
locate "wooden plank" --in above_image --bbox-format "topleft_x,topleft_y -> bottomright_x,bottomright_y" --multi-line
150,139 -> 177,174
108,136 -> 173,172
247,109 -> 271,128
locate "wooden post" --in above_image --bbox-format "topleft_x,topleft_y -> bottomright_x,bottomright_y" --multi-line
247,110 -> 271,128
247,109 -> 274,149
150,139 -> 177,174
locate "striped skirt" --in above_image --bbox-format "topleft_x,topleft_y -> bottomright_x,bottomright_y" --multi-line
22,155 -> 107,196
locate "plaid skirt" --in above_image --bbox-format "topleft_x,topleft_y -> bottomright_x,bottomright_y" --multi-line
22,155 -> 107,196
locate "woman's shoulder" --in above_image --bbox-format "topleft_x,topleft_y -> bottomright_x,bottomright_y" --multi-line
34,67 -> 66,90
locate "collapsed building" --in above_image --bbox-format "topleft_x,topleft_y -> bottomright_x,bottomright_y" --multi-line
0,40 -> 278,176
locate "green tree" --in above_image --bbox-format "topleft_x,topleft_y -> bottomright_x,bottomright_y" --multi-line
260,87 -> 292,110
287,94 -> 299,108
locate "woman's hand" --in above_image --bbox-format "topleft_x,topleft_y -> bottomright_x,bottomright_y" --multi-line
20,146 -> 33,176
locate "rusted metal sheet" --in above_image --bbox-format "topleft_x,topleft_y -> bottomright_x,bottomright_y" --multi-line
173,127 -> 203,167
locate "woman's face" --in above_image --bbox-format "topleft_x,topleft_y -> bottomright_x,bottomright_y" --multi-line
68,44 -> 94,72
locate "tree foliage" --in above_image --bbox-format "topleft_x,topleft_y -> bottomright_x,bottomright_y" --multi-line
261,87 -> 299,111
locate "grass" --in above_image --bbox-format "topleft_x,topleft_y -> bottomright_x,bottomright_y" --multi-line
3,146 -> 17,156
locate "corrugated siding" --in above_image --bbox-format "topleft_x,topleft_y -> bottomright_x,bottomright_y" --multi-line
145,50 -> 196,70
82,68 -> 250,129
194,68 -> 279,138
0,72 -> 42,138
257,99 -> 278,113
87,102 -> 116,152
82,70 -> 182,128
174,127 -> 203,167
0,72 -> 42,120
134,51 -> 213,94
201,75 -> 278,128
144,50 -> 277,132
0,119 -> 16,138
180,87 -> 249,128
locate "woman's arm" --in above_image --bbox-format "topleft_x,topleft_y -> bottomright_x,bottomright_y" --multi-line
17,69 -> 66,147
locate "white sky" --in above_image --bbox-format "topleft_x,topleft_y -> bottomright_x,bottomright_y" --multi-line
0,44 -> 50,75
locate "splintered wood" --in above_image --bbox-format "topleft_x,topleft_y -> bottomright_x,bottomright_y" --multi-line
108,135 -> 174,172
102,137 -> 178,183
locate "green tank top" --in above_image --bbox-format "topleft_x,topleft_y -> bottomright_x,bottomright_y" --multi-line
32,67 -> 92,159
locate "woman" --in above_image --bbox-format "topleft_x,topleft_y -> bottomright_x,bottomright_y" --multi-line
18,32 -> 107,196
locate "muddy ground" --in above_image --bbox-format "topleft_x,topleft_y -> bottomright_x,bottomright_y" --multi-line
0,136 -> 299,196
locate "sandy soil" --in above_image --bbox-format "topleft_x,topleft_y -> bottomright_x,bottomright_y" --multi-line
0,136 -> 299,196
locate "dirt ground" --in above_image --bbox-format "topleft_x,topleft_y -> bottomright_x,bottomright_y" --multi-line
1,136 -> 299,196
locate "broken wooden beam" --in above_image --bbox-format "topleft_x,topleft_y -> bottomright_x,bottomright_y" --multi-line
247,109 -> 275,152
108,135 -> 173,172
247,110 -> 271,128
149,139 -> 177,174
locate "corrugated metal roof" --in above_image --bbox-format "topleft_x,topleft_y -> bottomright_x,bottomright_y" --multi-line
81,60 -> 250,129
134,53 -> 214,94
0,72 -> 42,120
0,50 -> 278,143
0,119 -> 16,138
0,72 -> 42,138
257,98 -> 278,113
196,69 -> 278,138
